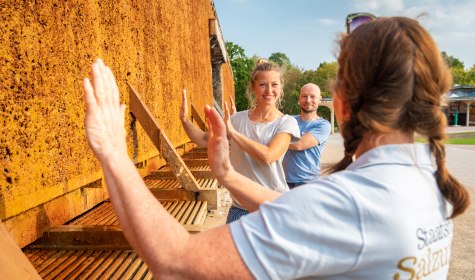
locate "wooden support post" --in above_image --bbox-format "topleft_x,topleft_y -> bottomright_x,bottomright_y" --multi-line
128,84 -> 200,193
191,103 -> 207,131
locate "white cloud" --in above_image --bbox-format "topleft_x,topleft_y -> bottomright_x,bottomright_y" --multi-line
316,18 -> 339,26
351,0 -> 405,13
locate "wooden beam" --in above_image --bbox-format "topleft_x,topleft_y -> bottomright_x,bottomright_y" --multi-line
148,170 -> 213,180
28,225 -> 206,250
182,151 -> 208,158
213,98 -> 224,118
128,83 -> 200,193
209,19 -> 227,64
191,103 -> 207,131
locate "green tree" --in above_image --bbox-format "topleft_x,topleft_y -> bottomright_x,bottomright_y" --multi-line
305,62 -> 338,98
282,65 -> 304,114
442,51 -> 464,69
269,52 -> 291,68
280,61 -> 338,122
440,52 -> 475,86
225,41 -> 254,110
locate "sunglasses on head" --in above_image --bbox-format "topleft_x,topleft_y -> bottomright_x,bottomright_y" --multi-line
346,12 -> 376,33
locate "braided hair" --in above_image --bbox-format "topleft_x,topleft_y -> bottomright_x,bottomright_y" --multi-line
331,17 -> 469,218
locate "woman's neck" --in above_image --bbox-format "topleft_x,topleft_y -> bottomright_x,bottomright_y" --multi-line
249,105 -> 281,123
355,130 -> 415,159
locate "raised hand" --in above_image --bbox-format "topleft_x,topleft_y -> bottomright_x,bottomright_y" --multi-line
83,59 -> 127,160
224,101 -> 236,138
229,95 -> 236,115
180,88 -> 188,123
204,105 -> 233,181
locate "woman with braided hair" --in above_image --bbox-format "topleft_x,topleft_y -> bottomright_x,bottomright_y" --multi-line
83,16 -> 470,279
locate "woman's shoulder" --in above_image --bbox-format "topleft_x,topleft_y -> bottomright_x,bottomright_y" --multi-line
231,110 -> 250,120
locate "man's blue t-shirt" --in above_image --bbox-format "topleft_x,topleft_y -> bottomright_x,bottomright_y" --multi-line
283,116 -> 331,183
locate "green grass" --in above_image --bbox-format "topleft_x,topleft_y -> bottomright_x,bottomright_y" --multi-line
415,132 -> 475,145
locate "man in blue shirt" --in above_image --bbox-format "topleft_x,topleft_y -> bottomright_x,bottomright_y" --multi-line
283,83 -> 331,189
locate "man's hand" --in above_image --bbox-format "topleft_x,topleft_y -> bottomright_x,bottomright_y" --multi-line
205,105 -> 234,181
83,59 -> 127,160
180,89 -> 188,123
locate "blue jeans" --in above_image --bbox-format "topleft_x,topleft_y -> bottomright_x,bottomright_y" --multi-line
287,181 -> 306,189
226,206 -> 249,223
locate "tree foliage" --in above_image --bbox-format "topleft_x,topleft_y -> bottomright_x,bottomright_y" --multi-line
225,41 -> 254,110
225,43 -> 475,122
269,52 -> 291,67
441,52 -> 475,86
442,51 -> 464,69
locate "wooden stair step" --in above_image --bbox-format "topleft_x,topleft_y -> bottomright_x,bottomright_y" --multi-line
67,201 -> 208,227
23,249 -> 153,279
181,151 -> 208,159
144,177 -> 218,210
147,166 -> 212,179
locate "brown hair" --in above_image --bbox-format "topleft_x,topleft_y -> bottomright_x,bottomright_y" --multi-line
245,59 -> 284,109
332,17 -> 469,218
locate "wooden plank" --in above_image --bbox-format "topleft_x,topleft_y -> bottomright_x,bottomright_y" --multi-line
147,170 -> 213,179
38,225 -> 130,250
150,188 -> 196,201
191,103 -> 207,131
54,250 -> 95,280
186,201 -> 203,225
144,269 -> 154,280
131,261 -> 149,280
128,83 -> 200,193
37,250 -> 73,277
190,147 -> 208,153
213,98 -> 225,118
76,251 -> 119,279
194,202 -> 209,225
31,221 -> 207,250
100,251 -> 131,278
45,250 -> 85,279
182,151 -> 208,158
29,249 -> 57,267
209,19 -> 227,64
84,251 -> 121,279
176,201 -> 193,223
119,254 -> 143,279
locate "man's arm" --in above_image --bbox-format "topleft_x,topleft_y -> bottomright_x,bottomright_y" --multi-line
83,59 -> 253,279
289,121 -> 331,151
289,132 -> 319,151
180,89 -> 208,147
224,103 -> 292,164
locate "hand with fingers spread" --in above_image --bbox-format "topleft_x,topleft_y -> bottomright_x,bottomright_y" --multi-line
180,89 -> 189,123
83,59 -> 127,160
180,88 -> 209,147
204,105 -> 234,181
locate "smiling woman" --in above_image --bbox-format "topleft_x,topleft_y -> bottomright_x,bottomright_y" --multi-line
224,59 -> 300,222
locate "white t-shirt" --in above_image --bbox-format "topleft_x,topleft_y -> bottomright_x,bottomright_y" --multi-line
230,110 -> 300,208
230,144 -> 453,279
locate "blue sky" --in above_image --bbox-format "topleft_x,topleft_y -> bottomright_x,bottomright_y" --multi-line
214,0 -> 475,70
